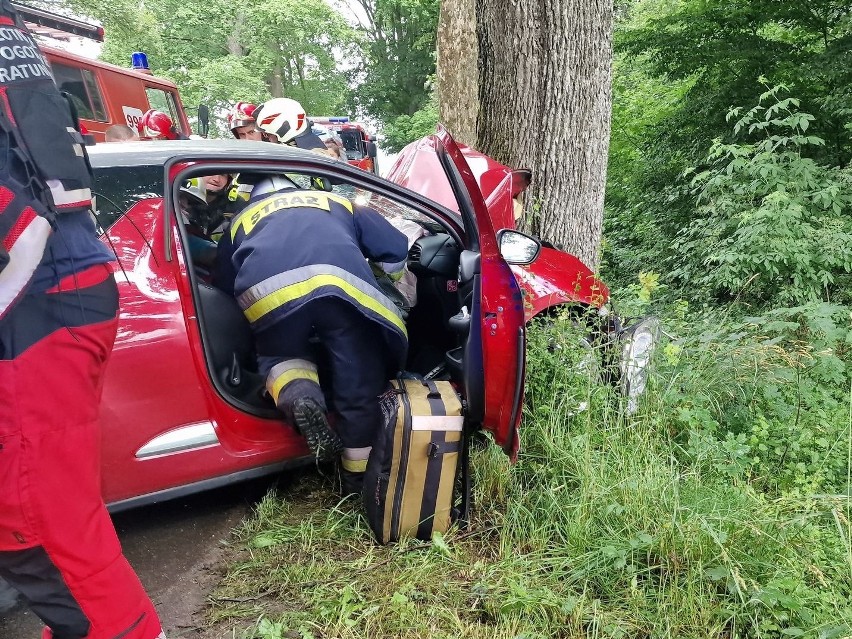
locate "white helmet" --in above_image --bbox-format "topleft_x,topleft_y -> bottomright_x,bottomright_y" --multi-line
312,123 -> 331,140
247,175 -> 297,199
180,178 -> 207,206
255,98 -> 309,144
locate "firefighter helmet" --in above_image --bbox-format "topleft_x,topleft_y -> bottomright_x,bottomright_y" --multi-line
180,178 -> 207,206
227,101 -> 259,136
248,175 -> 297,198
139,109 -> 179,140
255,98 -> 308,144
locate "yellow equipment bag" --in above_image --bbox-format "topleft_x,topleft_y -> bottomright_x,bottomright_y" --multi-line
364,379 -> 466,544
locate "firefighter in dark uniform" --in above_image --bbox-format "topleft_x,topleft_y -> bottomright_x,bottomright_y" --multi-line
215,176 -> 408,493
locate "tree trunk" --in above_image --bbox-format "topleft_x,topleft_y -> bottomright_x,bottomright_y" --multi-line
270,59 -> 284,98
477,0 -> 613,270
436,0 -> 478,146
227,10 -> 246,57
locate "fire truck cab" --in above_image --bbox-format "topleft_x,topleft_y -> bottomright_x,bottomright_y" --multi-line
312,116 -> 379,174
20,2 -> 193,142
44,47 -> 192,142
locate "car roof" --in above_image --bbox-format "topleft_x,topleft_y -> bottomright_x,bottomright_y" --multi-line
87,139 -> 337,169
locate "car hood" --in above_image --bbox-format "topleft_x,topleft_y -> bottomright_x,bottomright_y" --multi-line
385,133 -> 609,313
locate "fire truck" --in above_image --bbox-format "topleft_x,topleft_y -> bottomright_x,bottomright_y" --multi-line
312,116 -> 380,174
18,2 -> 194,142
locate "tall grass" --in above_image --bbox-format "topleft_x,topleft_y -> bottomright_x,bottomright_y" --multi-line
207,312 -> 852,639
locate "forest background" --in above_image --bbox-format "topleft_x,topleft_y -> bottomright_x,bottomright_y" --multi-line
42,0 -> 852,636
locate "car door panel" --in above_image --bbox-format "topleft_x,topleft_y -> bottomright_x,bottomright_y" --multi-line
436,126 -> 526,459
100,199 -> 217,502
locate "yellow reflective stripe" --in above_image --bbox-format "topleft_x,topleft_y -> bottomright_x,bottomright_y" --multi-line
326,192 -> 353,213
231,191 -> 345,240
244,273 -> 407,335
269,368 -> 319,404
341,457 -> 368,472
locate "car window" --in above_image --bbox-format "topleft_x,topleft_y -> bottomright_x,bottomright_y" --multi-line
179,169 -> 442,257
92,165 -> 163,233
51,63 -> 108,122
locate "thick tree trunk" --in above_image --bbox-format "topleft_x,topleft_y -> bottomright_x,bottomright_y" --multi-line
436,0 -> 478,146
477,0 -> 613,270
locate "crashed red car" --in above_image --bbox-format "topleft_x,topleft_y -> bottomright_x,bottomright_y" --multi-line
92,127 -> 654,511
387,134 -> 658,406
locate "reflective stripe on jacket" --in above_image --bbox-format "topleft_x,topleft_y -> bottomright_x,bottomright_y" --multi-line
224,188 -> 409,363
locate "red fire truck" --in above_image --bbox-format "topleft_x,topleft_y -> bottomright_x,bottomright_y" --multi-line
312,116 -> 380,174
18,2 -> 194,142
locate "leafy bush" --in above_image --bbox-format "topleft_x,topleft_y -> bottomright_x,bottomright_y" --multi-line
673,85 -> 852,306
381,97 -> 439,153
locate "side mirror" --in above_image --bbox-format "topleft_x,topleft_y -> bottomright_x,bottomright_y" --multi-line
197,104 -> 210,138
366,141 -> 378,158
497,229 -> 541,265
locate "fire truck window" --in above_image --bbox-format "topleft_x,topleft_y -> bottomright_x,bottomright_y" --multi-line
339,130 -> 366,159
52,63 -> 108,122
82,70 -> 108,121
145,88 -> 182,132
91,165 -> 163,234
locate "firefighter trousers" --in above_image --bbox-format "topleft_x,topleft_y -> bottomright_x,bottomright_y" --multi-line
0,264 -> 164,639
256,296 -> 391,451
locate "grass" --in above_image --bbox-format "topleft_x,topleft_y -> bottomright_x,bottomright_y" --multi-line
204,316 -> 852,639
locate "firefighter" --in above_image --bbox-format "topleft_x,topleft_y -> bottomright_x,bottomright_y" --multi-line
228,101 -> 262,140
178,179 -> 218,269
225,99 -> 335,208
253,98 -> 327,152
138,109 -> 187,140
214,175 -> 408,493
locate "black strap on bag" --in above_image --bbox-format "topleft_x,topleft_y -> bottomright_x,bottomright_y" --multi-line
0,0 -> 94,320
454,422 -> 472,530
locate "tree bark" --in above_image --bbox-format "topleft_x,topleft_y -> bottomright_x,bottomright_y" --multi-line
227,10 -> 246,57
475,0 -> 614,270
436,0 -> 478,146
270,58 -> 284,98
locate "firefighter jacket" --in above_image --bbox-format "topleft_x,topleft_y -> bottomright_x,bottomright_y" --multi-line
219,188 -> 410,368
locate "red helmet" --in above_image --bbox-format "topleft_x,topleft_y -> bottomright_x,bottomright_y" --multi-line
228,101 -> 258,136
139,109 -> 179,140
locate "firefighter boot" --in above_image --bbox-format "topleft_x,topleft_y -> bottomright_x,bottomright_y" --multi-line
340,448 -> 370,497
292,398 -> 343,462
340,468 -> 365,497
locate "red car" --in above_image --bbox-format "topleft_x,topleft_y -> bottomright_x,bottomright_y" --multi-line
92,128 -> 653,511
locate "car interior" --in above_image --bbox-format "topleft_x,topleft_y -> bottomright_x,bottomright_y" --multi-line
179,170 -> 475,418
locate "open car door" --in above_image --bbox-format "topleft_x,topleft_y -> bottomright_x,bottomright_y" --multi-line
435,126 -> 526,460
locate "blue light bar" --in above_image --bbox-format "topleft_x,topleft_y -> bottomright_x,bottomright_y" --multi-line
328,117 -> 349,123
131,52 -> 150,71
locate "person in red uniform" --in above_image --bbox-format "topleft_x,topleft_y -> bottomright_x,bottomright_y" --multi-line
0,3 -> 166,638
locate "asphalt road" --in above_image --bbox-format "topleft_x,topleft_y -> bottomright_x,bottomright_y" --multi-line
0,476 -> 278,638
